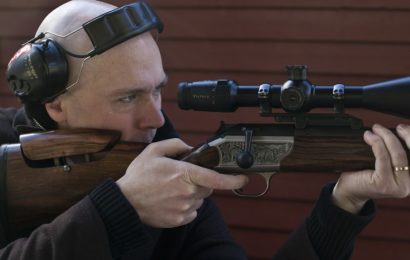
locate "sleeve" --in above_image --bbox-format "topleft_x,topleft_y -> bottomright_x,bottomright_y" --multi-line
273,182 -> 376,260
0,179 -> 153,260
177,198 -> 248,260
0,196 -> 113,260
89,179 -> 153,259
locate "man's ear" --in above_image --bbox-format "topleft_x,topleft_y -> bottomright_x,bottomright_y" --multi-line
44,97 -> 67,124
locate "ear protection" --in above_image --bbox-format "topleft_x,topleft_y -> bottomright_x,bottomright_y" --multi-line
6,2 -> 163,104
6,39 -> 68,103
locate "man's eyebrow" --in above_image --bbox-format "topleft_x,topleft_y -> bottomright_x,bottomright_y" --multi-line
111,76 -> 168,96
158,76 -> 168,89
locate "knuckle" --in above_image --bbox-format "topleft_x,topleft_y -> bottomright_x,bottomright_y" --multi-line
372,135 -> 384,145
377,152 -> 390,163
172,215 -> 186,226
395,189 -> 409,198
179,165 -> 195,186
181,189 -> 194,198
199,187 -> 213,198
378,185 -> 390,196
145,142 -> 157,153
178,202 -> 192,212
395,150 -> 407,161
196,199 -> 205,210
401,186 -> 410,198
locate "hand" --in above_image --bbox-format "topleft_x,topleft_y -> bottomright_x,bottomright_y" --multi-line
116,138 -> 248,228
332,124 -> 410,214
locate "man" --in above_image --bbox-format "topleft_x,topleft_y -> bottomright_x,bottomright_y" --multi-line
0,1 -> 409,259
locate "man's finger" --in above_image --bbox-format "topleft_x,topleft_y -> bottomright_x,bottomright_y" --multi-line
397,124 -> 410,149
372,124 -> 408,172
148,138 -> 192,157
364,129 -> 391,174
184,165 -> 249,190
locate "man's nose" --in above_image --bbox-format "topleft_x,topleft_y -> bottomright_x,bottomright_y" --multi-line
138,98 -> 165,129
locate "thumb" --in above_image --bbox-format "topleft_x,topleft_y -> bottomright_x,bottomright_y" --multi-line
148,138 -> 193,158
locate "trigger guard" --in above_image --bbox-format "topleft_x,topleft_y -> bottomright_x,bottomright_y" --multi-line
232,172 -> 276,198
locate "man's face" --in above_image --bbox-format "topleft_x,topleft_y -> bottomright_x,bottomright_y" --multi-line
56,32 -> 166,142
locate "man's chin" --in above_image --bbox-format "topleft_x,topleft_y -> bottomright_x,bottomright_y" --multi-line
122,132 -> 156,143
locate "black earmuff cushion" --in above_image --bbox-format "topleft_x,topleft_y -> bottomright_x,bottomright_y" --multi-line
6,39 -> 69,103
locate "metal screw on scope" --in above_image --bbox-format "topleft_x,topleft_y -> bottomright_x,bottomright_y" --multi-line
333,84 -> 345,113
287,65 -> 308,80
258,84 -> 273,116
63,165 -> 71,172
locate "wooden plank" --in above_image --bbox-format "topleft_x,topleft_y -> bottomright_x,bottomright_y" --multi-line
0,0 -> 65,8
160,40 -> 410,77
214,196 -> 410,240
0,72 -> 10,95
1,0 -> 410,9
158,9 -> 410,43
1,39 -> 24,67
2,7 -> 410,41
230,228 -> 410,260
149,0 -> 410,9
353,239 -> 410,260
0,10 -> 47,37
0,96 -> 20,107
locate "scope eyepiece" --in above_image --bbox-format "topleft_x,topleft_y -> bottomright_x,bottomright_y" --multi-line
178,80 -> 240,112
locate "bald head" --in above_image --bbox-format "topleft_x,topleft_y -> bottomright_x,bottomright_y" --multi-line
35,1 -> 119,87
37,0 -> 116,36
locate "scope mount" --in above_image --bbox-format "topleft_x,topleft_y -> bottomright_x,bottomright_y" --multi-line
258,65 -> 363,129
272,112 -> 363,129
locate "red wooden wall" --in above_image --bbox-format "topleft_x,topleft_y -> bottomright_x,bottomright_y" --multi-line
1,1 -> 410,259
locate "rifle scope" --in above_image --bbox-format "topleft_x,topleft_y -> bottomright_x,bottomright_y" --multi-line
178,65 -> 410,119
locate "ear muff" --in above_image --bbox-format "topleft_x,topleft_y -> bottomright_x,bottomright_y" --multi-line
6,2 -> 162,105
6,39 -> 68,103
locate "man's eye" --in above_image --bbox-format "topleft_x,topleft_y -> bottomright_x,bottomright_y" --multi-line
118,95 -> 136,103
153,88 -> 162,97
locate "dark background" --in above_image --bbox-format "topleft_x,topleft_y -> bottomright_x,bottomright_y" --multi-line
1,0 -> 410,259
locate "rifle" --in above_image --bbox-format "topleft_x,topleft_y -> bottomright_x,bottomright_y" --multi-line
0,65 -> 409,241
178,65 -> 410,197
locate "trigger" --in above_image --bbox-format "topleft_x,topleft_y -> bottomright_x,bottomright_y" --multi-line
232,172 -> 276,197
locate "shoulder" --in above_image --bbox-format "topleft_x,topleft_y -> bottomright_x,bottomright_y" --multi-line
0,107 -> 32,145
0,107 -> 20,145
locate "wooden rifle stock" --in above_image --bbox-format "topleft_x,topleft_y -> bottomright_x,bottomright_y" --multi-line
0,129 -> 147,241
0,125 -> 408,241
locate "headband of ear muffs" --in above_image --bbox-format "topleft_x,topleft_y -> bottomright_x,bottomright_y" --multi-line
6,1 -> 163,104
